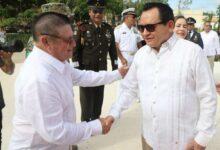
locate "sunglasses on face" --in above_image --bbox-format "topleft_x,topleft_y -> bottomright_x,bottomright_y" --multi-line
137,21 -> 164,32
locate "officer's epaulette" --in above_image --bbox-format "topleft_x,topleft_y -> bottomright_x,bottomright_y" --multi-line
114,24 -> 122,30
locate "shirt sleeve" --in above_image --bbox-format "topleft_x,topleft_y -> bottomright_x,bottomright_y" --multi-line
114,28 -> 120,43
23,80 -> 102,145
214,32 -> 220,55
109,58 -> 138,119
192,47 -> 217,146
71,68 -> 122,87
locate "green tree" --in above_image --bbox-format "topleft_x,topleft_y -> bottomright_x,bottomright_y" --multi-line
216,5 -> 220,31
203,12 -> 214,22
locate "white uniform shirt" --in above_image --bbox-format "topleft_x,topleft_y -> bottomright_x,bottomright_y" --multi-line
110,34 -> 217,150
10,46 -> 121,150
114,23 -> 142,66
201,30 -> 220,56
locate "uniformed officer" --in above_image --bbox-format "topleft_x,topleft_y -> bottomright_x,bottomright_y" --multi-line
24,3 -> 71,58
114,8 -> 142,103
114,8 -> 142,67
72,0 -> 118,121
186,17 -> 203,48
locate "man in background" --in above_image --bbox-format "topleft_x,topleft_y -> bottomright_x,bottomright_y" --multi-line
114,8 -> 142,101
186,17 -> 203,48
201,21 -> 220,72
72,0 -> 118,122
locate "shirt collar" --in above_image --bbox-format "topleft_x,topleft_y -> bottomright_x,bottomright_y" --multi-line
33,46 -> 66,74
147,33 -> 178,54
89,20 -> 102,28
122,22 -> 132,31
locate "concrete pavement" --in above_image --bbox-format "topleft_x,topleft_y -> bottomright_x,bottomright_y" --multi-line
1,52 -> 220,150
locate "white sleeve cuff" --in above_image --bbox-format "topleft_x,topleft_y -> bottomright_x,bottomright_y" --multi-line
109,109 -> 120,119
87,119 -> 102,136
70,61 -> 79,67
194,131 -> 212,147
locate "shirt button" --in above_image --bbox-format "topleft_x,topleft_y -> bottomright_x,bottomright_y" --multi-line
100,51 -> 102,53
99,43 -> 102,45
175,141 -> 178,144
153,101 -> 156,104
99,58 -> 102,61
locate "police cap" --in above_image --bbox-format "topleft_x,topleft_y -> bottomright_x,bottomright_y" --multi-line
186,17 -> 196,24
121,8 -> 136,17
87,0 -> 105,9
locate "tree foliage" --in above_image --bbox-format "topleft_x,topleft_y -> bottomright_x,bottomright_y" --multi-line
217,5 -> 220,31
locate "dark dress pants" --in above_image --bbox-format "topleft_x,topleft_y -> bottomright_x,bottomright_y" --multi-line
80,85 -> 104,121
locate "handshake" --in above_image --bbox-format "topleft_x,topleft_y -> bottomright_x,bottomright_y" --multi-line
99,116 -> 115,134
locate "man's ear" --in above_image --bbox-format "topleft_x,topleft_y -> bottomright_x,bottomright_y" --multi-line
41,36 -> 49,47
167,20 -> 174,29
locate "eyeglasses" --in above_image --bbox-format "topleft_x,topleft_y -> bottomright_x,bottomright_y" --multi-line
137,21 -> 164,33
41,33 -> 75,45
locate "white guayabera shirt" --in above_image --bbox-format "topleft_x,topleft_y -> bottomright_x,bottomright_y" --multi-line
201,30 -> 220,56
110,34 -> 217,150
9,46 -> 121,150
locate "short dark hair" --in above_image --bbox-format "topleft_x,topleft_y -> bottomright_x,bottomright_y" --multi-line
31,12 -> 70,41
142,2 -> 174,24
174,15 -> 186,24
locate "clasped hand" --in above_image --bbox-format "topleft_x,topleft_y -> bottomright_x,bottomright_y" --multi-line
99,116 -> 115,134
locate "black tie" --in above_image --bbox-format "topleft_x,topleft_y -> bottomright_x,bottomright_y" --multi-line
96,27 -> 101,33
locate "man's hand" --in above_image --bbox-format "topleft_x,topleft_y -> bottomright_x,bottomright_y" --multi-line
99,118 -> 111,134
216,83 -> 220,94
0,50 -> 13,60
99,116 -> 115,134
118,65 -> 129,78
185,140 -> 206,150
0,50 -> 14,74
120,57 -> 127,66
104,115 -> 115,130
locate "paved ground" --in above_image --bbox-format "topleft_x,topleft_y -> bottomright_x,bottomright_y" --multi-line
1,52 -> 220,150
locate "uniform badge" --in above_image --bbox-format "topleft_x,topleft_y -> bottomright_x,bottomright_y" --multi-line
105,30 -> 112,39
122,32 -> 127,34
194,35 -> 198,42
86,31 -> 92,38
73,30 -> 77,36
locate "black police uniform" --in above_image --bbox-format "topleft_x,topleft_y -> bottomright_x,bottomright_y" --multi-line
72,19 -> 118,121
186,17 -> 203,49
186,30 -> 204,49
